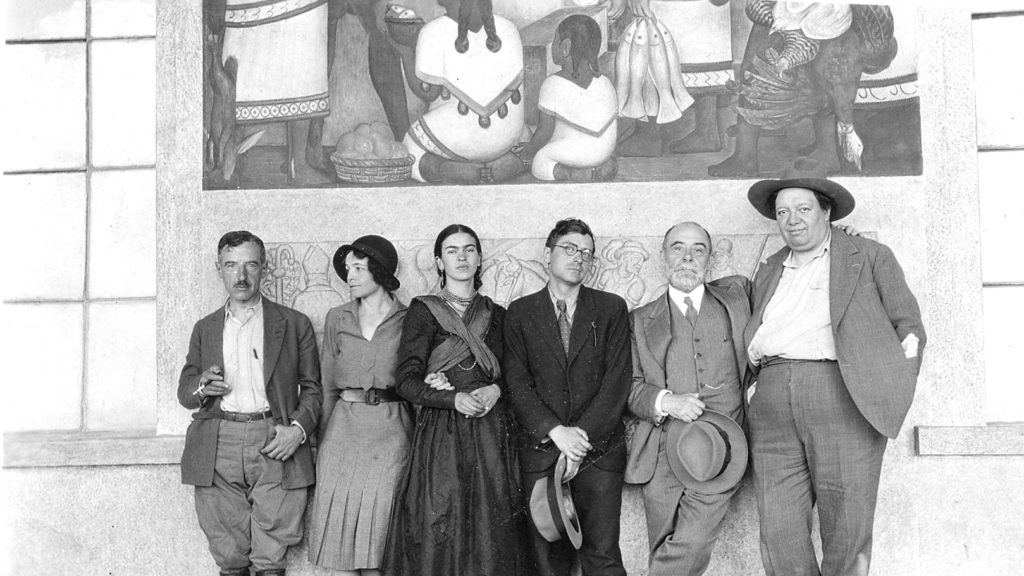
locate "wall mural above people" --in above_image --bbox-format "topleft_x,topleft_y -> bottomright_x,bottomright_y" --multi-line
202,0 -> 921,189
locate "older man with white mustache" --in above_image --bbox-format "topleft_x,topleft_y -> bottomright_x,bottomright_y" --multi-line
624,221 -> 753,576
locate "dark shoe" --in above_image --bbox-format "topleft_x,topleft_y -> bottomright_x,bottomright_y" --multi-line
253,570 -> 285,576
218,568 -> 249,576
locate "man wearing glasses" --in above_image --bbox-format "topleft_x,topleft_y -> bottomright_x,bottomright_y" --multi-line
504,218 -> 632,576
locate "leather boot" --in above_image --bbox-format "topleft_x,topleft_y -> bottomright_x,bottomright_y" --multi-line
253,570 -> 285,576
218,567 -> 249,576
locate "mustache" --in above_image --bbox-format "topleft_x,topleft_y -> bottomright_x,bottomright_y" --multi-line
233,281 -> 251,288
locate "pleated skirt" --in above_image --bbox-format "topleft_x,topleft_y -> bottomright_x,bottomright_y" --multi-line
308,399 -> 413,570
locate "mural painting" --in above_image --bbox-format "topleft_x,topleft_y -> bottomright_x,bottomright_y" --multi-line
203,0 -> 920,189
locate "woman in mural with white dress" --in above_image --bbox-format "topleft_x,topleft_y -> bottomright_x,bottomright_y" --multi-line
402,0 -> 530,184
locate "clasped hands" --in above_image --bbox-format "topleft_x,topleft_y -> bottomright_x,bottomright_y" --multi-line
425,372 -> 500,418
550,425 -> 592,482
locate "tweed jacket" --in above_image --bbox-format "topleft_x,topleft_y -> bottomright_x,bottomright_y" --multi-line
177,297 -> 322,488
503,285 -> 632,474
625,275 -> 752,485
744,227 -> 926,439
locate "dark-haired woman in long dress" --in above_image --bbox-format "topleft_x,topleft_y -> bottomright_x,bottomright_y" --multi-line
385,224 -> 528,575
308,235 -> 411,576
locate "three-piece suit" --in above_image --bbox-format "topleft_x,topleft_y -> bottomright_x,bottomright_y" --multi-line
626,275 -> 751,576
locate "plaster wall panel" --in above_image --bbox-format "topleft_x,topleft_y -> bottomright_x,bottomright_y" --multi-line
85,301 -> 157,430
5,0 -> 85,41
91,0 -> 156,38
1,303 -> 84,431
5,43 -> 87,171
983,286 -> 1024,423
3,173 -> 87,301
978,149 -> 1024,284
90,39 -> 156,167
89,169 -> 157,298
972,15 -> 1024,148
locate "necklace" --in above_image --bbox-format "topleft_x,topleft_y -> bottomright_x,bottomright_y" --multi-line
440,287 -> 475,309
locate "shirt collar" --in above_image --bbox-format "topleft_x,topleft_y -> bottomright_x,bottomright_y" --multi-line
783,228 -> 832,268
668,283 -> 705,313
224,295 -> 263,322
548,284 -> 581,314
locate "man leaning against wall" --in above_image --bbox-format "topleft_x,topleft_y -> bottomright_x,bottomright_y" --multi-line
178,230 -> 322,576
744,159 -> 926,576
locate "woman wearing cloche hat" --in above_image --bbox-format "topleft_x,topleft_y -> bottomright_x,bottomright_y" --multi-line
308,235 -> 411,575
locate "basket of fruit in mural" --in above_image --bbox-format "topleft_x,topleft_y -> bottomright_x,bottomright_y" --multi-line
330,122 -> 414,184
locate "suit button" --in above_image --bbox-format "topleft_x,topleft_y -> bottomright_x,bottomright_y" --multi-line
694,337 -> 701,342
698,368 -> 705,373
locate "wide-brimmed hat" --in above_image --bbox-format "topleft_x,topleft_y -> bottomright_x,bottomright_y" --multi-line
747,157 -> 855,221
529,455 -> 583,549
332,235 -> 400,288
665,409 -> 748,494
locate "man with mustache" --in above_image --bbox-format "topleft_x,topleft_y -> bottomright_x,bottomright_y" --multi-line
178,230 -> 322,576
744,160 -> 925,576
503,218 -> 631,576
625,221 -> 751,576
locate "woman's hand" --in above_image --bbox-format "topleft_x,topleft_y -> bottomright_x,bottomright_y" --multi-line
454,392 -> 486,418
470,384 -> 501,417
425,372 -> 454,390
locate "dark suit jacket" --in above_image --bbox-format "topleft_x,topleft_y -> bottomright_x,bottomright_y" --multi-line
503,285 -> 632,474
177,298 -> 322,488
625,275 -> 751,485
744,228 -> 926,439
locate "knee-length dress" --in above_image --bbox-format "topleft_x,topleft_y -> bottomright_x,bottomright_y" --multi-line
308,299 -> 412,571
384,295 -> 529,576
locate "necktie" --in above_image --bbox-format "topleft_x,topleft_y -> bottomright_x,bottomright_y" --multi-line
684,296 -> 697,326
556,299 -> 571,356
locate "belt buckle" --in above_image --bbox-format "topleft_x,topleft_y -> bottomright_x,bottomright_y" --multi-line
365,389 -> 381,406
246,412 -> 256,423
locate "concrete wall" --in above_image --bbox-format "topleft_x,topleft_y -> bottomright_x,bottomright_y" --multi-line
5,2 -> 1024,575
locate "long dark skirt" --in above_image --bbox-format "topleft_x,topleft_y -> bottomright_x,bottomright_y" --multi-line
384,400 -> 529,576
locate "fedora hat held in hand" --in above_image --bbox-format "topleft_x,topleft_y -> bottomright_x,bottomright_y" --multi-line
530,454 -> 583,549
665,409 -> 748,494
748,157 -> 856,222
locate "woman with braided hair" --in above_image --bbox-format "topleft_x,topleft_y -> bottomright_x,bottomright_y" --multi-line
384,224 -> 529,575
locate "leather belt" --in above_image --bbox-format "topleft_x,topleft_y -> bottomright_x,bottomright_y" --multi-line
761,355 -> 837,368
193,409 -> 274,423
340,388 -> 402,405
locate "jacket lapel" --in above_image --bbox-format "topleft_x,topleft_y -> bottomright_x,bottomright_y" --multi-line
828,228 -> 864,328
528,290 -> 567,371
643,293 -> 672,375
567,287 -> 598,366
262,299 -> 286,387
706,282 -> 748,377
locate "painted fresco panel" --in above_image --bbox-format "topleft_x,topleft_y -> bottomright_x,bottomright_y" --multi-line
202,0 -> 922,189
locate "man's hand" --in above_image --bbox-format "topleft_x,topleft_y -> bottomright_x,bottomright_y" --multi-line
199,365 -> 230,397
261,424 -> 303,461
662,393 -> 705,422
470,384 -> 501,417
425,372 -> 454,391
454,392 -> 486,418
549,425 -> 592,461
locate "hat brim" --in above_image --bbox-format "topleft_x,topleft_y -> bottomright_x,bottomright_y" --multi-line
748,177 -> 855,222
332,244 -> 400,289
665,410 -> 748,494
529,456 -> 583,549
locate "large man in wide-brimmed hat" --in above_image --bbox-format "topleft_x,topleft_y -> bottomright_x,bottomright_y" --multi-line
625,221 -> 751,576
744,158 -> 926,576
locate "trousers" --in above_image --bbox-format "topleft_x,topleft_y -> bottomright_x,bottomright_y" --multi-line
195,419 -> 307,572
749,360 -> 887,576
